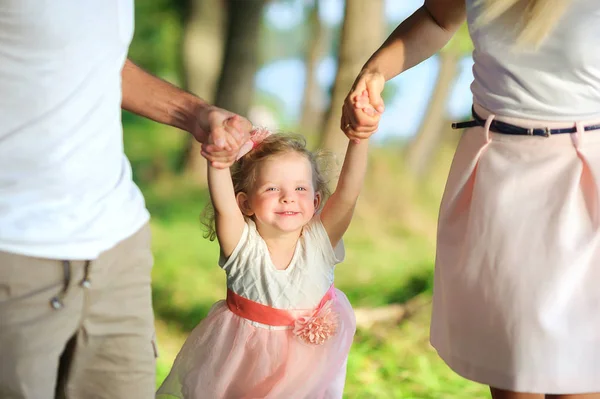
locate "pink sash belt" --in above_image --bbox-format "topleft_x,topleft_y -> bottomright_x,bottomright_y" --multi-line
226,285 -> 339,345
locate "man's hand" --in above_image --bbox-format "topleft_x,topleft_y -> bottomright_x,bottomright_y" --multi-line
120,60 -> 252,169
193,107 -> 252,169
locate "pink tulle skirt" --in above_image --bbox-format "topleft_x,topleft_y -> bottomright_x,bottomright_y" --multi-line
156,288 -> 355,399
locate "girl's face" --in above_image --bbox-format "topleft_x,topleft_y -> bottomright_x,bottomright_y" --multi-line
237,151 -> 320,236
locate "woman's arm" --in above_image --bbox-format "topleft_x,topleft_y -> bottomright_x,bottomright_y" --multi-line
364,0 -> 466,82
342,0 -> 467,138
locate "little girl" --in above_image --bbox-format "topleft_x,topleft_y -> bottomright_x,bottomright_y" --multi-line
156,128 -> 370,398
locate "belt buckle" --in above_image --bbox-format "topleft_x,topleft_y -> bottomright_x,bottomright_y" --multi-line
544,127 -> 551,137
527,127 -> 551,137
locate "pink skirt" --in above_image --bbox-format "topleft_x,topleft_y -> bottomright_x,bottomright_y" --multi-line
431,104 -> 600,394
156,287 -> 355,399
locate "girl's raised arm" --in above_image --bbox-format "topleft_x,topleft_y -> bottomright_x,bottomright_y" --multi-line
320,139 -> 369,248
207,156 -> 246,258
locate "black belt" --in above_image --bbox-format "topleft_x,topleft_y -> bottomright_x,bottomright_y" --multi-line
452,108 -> 600,137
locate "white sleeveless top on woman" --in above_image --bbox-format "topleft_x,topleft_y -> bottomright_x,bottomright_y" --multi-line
467,0 -> 600,120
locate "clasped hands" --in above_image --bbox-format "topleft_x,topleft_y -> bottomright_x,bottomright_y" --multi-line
189,105 -> 253,169
194,69 -> 387,169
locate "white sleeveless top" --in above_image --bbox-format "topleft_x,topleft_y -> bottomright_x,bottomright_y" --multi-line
467,0 -> 600,120
219,217 -> 345,313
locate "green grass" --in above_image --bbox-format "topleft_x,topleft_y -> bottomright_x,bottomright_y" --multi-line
345,308 -> 489,399
124,116 -> 489,398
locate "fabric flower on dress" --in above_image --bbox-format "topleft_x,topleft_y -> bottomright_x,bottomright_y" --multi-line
235,126 -> 272,161
293,300 -> 339,345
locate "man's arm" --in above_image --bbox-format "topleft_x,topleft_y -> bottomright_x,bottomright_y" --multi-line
121,59 -> 252,166
121,59 -> 207,140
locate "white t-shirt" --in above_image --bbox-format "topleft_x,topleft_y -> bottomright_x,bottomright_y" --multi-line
467,0 -> 600,120
0,1 -> 149,259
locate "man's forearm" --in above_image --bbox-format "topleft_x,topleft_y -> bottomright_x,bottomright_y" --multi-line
121,59 -> 206,133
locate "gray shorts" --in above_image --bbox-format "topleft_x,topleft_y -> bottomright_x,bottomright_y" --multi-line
0,224 -> 157,399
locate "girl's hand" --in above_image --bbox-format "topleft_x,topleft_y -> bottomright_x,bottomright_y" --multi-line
341,69 -> 385,142
201,115 -> 251,169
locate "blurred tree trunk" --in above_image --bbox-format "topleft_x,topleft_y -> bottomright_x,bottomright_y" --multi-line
319,0 -> 384,162
214,0 -> 265,115
299,0 -> 326,136
180,0 -> 227,183
404,52 -> 459,176
405,23 -> 473,177
181,0 -> 265,183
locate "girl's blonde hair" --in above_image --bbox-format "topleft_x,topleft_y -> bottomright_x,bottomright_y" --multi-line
201,132 -> 332,241
477,0 -> 571,48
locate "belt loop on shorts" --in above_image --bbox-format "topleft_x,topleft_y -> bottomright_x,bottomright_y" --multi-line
572,121 -> 584,150
484,113 -> 495,143
50,260 -> 72,310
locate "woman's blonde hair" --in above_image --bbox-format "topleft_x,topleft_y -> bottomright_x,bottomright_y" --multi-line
477,0 -> 571,48
201,132 -> 332,241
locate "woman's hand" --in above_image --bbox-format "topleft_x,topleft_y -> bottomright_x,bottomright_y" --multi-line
341,69 -> 385,142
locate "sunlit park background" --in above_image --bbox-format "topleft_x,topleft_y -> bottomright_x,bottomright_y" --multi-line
125,0 -> 489,397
